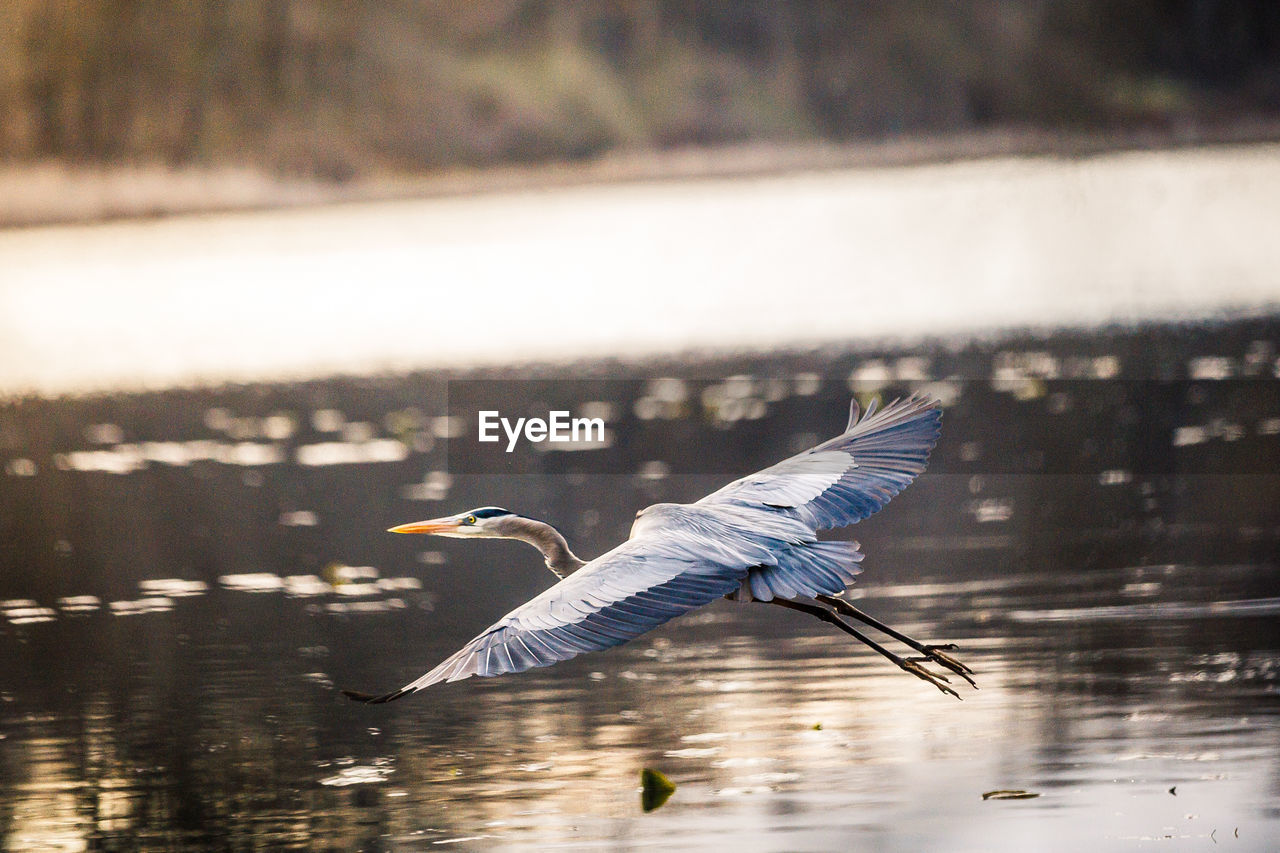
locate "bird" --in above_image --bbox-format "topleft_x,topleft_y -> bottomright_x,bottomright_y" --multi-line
343,393 -> 975,704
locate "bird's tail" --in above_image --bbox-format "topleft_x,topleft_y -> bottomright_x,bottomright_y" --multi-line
745,539 -> 864,601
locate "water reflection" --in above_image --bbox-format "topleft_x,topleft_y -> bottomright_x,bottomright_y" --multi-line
1,319 -> 1278,850
1,560 -> 1275,850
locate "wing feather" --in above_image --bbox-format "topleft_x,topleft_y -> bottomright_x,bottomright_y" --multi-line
347,529 -> 754,703
697,393 -> 941,531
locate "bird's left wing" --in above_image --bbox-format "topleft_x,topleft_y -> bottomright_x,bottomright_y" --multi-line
343,522 -> 764,704
696,394 -> 941,532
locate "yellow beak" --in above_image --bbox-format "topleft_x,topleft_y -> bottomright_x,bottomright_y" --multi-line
387,517 -> 461,534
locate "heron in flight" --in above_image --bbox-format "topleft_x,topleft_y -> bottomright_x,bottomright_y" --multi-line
344,394 -> 974,704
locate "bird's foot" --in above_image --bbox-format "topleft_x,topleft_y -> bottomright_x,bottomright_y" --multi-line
900,658 -> 961,699
918,644 -> 978,688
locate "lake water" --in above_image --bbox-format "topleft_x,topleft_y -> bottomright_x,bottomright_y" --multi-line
2,563 -> 1276,852
2,318 -> 1278,851
3,144 -> 1280,397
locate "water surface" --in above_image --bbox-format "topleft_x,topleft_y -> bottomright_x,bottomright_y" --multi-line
3,145 -> 1279,395
2,322 -> 1278,851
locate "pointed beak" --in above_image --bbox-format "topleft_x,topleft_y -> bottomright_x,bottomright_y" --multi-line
387,517 -> 461,535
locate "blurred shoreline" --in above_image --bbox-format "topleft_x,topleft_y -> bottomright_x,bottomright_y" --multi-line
4,123 -> 1280,230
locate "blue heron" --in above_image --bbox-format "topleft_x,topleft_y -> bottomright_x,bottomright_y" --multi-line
344,394 -> 974,703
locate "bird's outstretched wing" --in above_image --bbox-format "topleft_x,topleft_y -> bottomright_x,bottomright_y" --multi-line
697,394 -> 942,531
346,396 -> 941,704
344,514 -> 783,703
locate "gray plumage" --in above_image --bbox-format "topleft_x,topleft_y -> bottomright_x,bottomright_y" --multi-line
347,393 -> 944,704
485,514 -> 586,578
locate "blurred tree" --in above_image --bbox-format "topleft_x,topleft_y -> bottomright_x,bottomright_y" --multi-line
0,0 -> 1276,176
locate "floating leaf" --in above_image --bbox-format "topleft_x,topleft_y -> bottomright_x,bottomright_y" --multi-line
982,789 -> 1040,800
641,767 -> 676,812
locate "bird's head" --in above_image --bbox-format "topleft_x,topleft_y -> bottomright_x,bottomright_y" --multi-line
388,506 -> 517,539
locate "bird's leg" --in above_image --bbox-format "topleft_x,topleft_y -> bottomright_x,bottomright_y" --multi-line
766,599 -> 959,699
814,594 -> 976,688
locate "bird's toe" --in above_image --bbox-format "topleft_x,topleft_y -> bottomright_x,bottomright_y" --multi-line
901,659 -> 961,699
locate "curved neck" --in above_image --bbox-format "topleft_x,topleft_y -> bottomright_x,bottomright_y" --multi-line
503,516 -> 586,579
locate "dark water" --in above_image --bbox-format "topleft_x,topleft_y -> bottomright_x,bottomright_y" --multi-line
2,319 -> 1279,851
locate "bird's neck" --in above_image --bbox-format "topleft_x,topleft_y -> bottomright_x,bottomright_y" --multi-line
506,516 -> 586,579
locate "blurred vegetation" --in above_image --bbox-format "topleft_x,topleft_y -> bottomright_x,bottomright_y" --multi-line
1,0 -> 1278,178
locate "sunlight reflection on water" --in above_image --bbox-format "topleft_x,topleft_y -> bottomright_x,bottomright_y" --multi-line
4,146 -> 1280,396
2,323 -> 1279,850
1,563 -> 1277,852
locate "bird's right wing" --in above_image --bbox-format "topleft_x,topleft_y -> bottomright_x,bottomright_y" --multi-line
343,526 -> 764,704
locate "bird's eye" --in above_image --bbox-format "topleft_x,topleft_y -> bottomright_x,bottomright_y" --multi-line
465,515 -> 477,525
